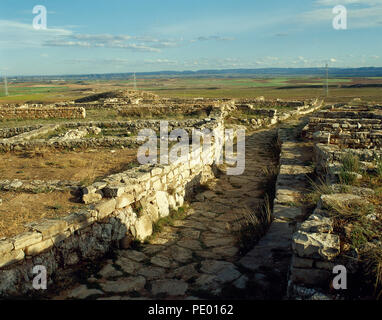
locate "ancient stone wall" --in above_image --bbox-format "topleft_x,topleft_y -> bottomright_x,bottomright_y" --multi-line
0,99 -> 324,297
288,104 -> 381,299
0,118 -> 221,152
0,107 -> 86,120
303,106 -> 382,149
237,99 -> 306,108
0,117 -> 223,296
239,99 -> 323,129
0,125 -> 43,139
289,207 -> 339,291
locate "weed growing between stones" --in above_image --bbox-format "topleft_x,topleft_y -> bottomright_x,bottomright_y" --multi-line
339,152 -> 362,185
375,156 -> 382,179
304,176 -> 334,207
236,195 -> 272,256
341,152 -> 361,173
235,131 -> 279,255
259,165 -> 279,201
362,244 -> 382,299
145,205 -> 189,242
318,185 -> 382,299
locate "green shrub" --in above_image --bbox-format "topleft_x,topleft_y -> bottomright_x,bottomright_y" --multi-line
341,152 -> 360,173
375,157 -> 382,179
339,169 -> 358,185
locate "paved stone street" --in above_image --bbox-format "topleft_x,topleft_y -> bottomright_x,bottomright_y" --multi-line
53,128 -> 280,300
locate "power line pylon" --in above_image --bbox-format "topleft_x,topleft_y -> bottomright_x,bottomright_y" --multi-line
325,63 -> 329,97
3,73 -> 8,96
133,72 -> 137,90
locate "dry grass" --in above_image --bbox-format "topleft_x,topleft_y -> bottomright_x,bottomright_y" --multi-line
362,244 -> 382,299
319,183 -> 382,299
0,148 -> 138,182
339,152 -> 362,185
0,191 -> 84,238
304,176 -> 334,206
236,195 -> 272,255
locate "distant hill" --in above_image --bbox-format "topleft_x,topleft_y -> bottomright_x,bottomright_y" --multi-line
8,67 -> 382,81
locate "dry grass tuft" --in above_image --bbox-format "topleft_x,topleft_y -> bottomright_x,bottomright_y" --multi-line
304,176 -> 334,206
361,244 -> 382,299
236,195 -> 272,255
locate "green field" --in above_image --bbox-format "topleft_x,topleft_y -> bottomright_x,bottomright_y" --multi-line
1,76 -> 382,104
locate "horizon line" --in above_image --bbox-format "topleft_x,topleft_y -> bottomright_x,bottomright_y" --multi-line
2,66 -> 382,78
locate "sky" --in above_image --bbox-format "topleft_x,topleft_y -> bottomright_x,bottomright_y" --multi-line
1,0 -> 382,76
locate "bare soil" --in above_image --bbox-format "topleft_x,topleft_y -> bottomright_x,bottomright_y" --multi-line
0,147 -> 138,183
0,190 -> 84,238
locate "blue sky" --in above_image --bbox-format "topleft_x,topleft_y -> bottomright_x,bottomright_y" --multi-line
1,0 -> 382,75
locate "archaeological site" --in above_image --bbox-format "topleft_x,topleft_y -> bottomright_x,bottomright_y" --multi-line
0,88 -> 380,302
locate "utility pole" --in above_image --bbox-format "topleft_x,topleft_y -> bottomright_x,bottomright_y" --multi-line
325,63 -> 329,97
3,73 -> 8,96
133,72 -> 137,90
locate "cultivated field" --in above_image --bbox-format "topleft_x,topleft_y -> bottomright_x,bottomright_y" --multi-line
2,76 -> 382,104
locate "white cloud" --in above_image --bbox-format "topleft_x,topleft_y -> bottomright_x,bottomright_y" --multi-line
0,20 -> 184,52
302,0 -> 382,28
193,35 -> 235,42
63,58 -> 131,65
0,19 -> 72,48
144,59 -> 178,65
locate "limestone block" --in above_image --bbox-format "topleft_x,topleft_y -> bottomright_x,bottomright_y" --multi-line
273,205 -> 303,220
25,239 -> 53,256
318,193 -> 364,210
134,215 -> 153,241
136,171 -> 151,181
95,199 -> 116,219
11,232 -> 42,250
156,191 -> 169,218
151,167 -> 163,176
92,181 -> 107,190
83,192 -> 102,204
63,211 -> 95,231
292,231 -> 340,261
145,203 -> 159,222
152,180 -> 162,191
175,194 -> 184,207
116,193 -> 135,209
299,213 -> 333,233
51,231 -> 71,245
29,219 -> 68,239
0,239 -> 14,254
168,195 -> 177,210
313,131 -> 330,144
167,171 -> 174,180
0,249 -> 25,268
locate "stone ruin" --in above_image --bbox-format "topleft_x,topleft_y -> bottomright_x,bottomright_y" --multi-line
0,91 -> 326,299
287,103 -> 382,299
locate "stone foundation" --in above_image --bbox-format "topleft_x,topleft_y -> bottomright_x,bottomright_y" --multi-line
0,97 -> 324,297
0,107 -> 86,120
0,116 -> 223,296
